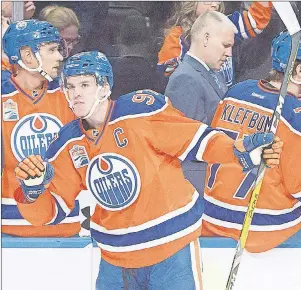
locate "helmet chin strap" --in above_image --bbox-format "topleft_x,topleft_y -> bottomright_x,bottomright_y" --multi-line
82,86 -> 111,119
17,51 -> 53,81
63,84 -> 111,119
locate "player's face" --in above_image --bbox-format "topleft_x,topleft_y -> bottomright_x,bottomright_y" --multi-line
206,26 -> 234,70
196,2 -> 221,16
39,43 -> 64,79
66,75 -> 99,118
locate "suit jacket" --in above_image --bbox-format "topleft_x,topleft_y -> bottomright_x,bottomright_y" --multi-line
165,54 -> 228,194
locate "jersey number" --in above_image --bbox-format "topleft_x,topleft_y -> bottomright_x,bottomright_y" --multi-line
132,90 -> 158,105
207,128 -> 256,200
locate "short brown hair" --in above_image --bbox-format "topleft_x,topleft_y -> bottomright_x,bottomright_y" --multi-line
266,61 -> 301,82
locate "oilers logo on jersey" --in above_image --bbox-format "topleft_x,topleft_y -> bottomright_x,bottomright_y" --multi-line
11,113 -> 63,161
69,145 -> 89,168
3,99 -> 19,121
86,153 -> 141,211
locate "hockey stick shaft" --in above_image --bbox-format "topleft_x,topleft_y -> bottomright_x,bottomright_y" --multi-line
225,3 -> 301,289
12,2 -> 24,22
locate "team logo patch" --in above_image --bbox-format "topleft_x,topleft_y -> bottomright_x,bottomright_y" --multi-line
3,99 -> 19,121
69,145 -> 89,168
16,21 -> 27,30
11,113 -> 63,161
86,153 -> 141,211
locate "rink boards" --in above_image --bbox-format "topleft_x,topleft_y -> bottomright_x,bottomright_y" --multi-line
2,236 -> 301,290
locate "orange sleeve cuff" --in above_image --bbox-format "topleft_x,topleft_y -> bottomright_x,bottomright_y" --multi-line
15,187 -> 56,226
249,1 -> 273,30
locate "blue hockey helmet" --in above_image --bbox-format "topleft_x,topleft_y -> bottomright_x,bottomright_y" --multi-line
271,30 -> 301,72
3,19 -> 62,65
62,51 -> 114,89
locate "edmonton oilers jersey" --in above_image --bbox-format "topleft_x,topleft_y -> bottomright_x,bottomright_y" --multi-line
1,75 -> 80,237
202,79 -> 301,253
16,89 -> 242,268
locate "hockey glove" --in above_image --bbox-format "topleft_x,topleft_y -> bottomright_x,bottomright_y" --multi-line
16,156 -> 54,203
234,132 -> 274,172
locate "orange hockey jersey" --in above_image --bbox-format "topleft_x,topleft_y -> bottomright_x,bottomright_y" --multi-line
2,75 -> 80,237
202,80 -> 301,252
2,58 -> 12,73
15,90 -> 243,268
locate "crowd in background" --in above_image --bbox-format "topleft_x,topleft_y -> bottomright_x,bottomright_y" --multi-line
29,1 -> 300,97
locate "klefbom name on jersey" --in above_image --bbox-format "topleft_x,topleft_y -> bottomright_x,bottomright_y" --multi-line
86,153 -> 141,211
11,113 -> 63,161
220,103 -> 272,132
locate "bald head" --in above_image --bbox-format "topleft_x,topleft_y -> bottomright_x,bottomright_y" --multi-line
191,11 -> 237,42
189,11 -> 237,71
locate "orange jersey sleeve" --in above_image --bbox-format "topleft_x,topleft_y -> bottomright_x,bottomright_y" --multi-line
157,26 -> 188,77
229,2 -> 272,40
15,121 -> 86,226
139,97 -> 239,166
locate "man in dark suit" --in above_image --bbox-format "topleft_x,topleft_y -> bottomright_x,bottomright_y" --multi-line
165,11 -> 237,194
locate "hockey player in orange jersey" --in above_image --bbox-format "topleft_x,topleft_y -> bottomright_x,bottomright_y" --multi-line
13,51 -> 282,289
1,20 -> 80,237
202,30 -> 301,253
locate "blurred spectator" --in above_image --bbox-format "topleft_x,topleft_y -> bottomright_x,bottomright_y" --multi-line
165,11 -> 236,194
39,5 -> 80,58
35,2 -> 109,52
107,15 -> 161,99
158,1 -> 272,88
111,15 -> 151,57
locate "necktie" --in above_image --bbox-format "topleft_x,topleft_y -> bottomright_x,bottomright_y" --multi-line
209,70 -> 221,89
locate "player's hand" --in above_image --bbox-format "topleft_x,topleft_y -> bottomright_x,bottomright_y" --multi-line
262,136 -> 283,167
24,1 -> 36,20
15,155 -> 54,203
234,132 -> 282,172
1,1 -> 36,20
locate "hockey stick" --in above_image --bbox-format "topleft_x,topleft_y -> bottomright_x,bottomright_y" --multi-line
225,2 -> 301,290
12,1 -> 24,22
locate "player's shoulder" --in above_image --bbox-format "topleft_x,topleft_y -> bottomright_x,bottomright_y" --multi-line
226,79 -> 258,97
110,89 -> 168,123
282,97 -> 301,133
45,119 -> 83,160
47,78 -> 61,92
225,80 -> 278,110
1,74 -> 17,97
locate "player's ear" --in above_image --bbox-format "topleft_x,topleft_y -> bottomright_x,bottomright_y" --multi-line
203,32 -> 209,47
292,62 -> 301,83
295,63 -> 301,76
20,46 -> 36,66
